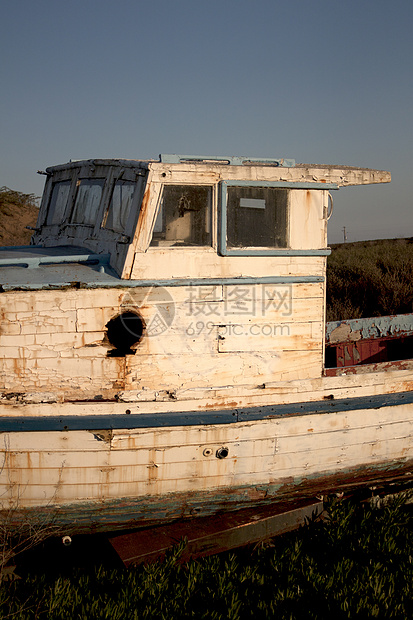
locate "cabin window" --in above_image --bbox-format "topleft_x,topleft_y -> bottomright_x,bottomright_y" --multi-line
226,187 -> 288,248
103,180 -> 136,233
150,185 -> 212,247
71,179 -> 105,226
46,180 -> 71,225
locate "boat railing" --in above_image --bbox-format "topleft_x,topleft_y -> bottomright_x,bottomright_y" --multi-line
325,313 -> 413,368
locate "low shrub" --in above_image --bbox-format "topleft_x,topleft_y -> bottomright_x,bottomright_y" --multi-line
1,495 -> 412,619
326,239 -> 413,321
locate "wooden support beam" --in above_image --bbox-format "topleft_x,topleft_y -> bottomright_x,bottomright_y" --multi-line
108,498 -> 323,566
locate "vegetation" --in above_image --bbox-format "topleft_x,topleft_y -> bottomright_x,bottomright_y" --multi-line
1,495 -> 412,619
0,186 -> 39,246
326,238 -> 413,322
0,187 -> 39,210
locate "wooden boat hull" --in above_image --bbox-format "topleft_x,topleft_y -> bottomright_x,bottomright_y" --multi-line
0,156 -> 409,535
1,392 -> 412,534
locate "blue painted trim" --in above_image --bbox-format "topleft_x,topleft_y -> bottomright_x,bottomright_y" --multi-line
222,249 -> 331,257
0,252 -> 110,269
0,272 -> 324,292
326,313 -> 413,343
99,275 -> 325,288
159,154 -> 296,167
0,245 -> 44,251
220,181 -> 228,256
220,180 -> 333,257
1,391 -> 411,433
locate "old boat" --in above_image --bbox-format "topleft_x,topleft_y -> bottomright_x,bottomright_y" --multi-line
0,155 -> 412,534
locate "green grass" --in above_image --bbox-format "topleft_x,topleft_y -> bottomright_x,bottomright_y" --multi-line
2,495 -> 412,619
326,238 -> 413,322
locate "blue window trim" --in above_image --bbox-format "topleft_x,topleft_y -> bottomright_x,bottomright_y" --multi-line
219,180 -> 337,257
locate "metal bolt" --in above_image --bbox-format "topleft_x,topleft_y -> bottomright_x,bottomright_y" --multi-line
216,447 -> 229,459
62,535 -> 72,547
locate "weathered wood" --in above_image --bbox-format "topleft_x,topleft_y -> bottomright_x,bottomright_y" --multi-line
129,251 -> 326,280
1,155 -> 407,538
1,400 -> 411,510
109,499 -> 324,565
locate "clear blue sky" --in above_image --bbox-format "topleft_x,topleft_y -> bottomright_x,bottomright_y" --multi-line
1,0 -> 412,243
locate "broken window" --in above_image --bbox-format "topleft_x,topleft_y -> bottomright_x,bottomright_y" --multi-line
151,185 -> 212,246
103,180 -> 136,233
226,187 -> 288,248
46,180 -> 71,225
71,179 -> 105,226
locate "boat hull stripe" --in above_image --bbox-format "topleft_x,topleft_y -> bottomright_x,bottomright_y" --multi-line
1,391 -> 412,432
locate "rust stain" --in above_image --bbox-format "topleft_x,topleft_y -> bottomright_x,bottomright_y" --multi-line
203,401 -> 239,410
134,185 -> 151,241
13,358 -> 25,379
112,357 -> 126,390
147,449 -> 159,485
2,455 -> 412,536
325,358 -> 413,376
246,487 -> 268,501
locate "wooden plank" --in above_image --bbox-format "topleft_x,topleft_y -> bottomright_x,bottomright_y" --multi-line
125,349 -> 323,391
0,311 -> 77,335
1,436 -> 277,469
109,499 -> 324,565
217,321 -> 322,353
0,430 -> 109,452
5,415 -> 409,478
149,161 -> 390,187
0,361 -> 411,415
289,190 -> 325,250
2,405 -> 411,497
2,429 -> 410,508
0,358 -> 410,412
130,251 -> 325,281
182,299 -> 323,324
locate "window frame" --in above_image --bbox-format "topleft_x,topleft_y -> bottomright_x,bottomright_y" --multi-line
219,180 -> 336,256
102,179 -> 138,234
70,177 -> 107,226
46,178 -> 74,226
149,183 -> 215,249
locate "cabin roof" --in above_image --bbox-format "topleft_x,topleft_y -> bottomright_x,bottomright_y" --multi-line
44,158 -> 151,174
43,155 -> 391,187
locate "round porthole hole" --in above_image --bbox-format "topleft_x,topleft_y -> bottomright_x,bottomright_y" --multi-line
216,447 -> 229,459
106,311 -> 145,356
